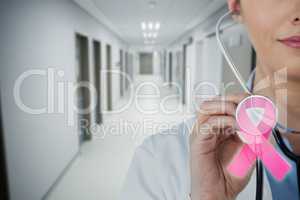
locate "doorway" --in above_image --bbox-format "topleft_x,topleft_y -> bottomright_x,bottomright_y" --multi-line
93,40 -> 102,124
125,52 -> 129,90
0,92 -> 9,200
75,34 -> 91,142
169,52 -> 173,86
120,50 -> 124,97
164,51 -> 167,82
106,44 -> 113,111
139,53 -> 153,75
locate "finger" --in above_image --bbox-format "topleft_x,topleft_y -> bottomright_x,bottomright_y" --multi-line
192,116 -> 237,142
199,100 -> 237,117
191,116 -> 237,156
211,93 -> 250,105
197,93 -> 249,118
206,115 -> 237,134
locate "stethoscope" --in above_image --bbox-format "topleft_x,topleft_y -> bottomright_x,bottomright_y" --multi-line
216,11 -> 300,200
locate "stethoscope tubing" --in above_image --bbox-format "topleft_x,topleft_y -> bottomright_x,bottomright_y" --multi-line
272,128 -> 300,199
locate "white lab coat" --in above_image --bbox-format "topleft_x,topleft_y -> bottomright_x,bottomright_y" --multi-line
120,116 -> 273,200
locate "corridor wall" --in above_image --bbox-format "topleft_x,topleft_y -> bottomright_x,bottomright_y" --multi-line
0,1 -> 127,199
166,6 -> 252,113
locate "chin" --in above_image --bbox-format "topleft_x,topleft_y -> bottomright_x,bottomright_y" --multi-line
286,66 -> 300,80
271,51 -> 300,78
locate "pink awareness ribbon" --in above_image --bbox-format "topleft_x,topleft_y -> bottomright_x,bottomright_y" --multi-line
227,95 -> 291,181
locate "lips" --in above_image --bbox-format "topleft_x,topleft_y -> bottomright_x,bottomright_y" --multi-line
278,36 -> 300,48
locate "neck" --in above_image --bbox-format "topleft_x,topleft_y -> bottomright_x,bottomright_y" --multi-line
253,64 -> 300,153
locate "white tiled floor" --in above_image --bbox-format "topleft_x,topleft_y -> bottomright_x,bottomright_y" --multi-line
45,75 -> 193,200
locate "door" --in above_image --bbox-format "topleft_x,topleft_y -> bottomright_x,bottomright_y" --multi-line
75,34 -> 91,142
106,44 -> 112,111
221,24 -> 253,94
163,51 -> 167,82
129,53 -> 134,80
192,41 -> 205,112
93,40 -> 102,124
139,53 -> 153,75
195,41 -> 204,84
182,45 -> 187,105
175,51 -> 183,94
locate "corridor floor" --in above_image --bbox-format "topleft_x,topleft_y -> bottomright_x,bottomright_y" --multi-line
45,75 -> 193,200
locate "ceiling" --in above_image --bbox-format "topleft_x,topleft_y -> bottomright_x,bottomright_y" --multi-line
74,0 -> 226,47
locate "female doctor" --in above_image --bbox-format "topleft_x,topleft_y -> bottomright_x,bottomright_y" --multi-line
120,0 -> 300,199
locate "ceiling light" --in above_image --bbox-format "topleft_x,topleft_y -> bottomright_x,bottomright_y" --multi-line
148,33 -> 153,38
155,22 -> 160,30
148,22 -> 153,30
143,33 -> 148,38
141,22 -> 147,30
153,33 -> 158,38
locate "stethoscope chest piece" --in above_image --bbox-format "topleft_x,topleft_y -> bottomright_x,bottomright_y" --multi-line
236,95 -> 277,138
228,95 -> 292,182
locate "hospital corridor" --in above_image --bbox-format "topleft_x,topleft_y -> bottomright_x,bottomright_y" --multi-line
0,0 -> 256,200
45,75 -> 189,200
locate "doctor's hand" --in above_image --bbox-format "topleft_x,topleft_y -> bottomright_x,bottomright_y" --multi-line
190,93 -> 253,200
